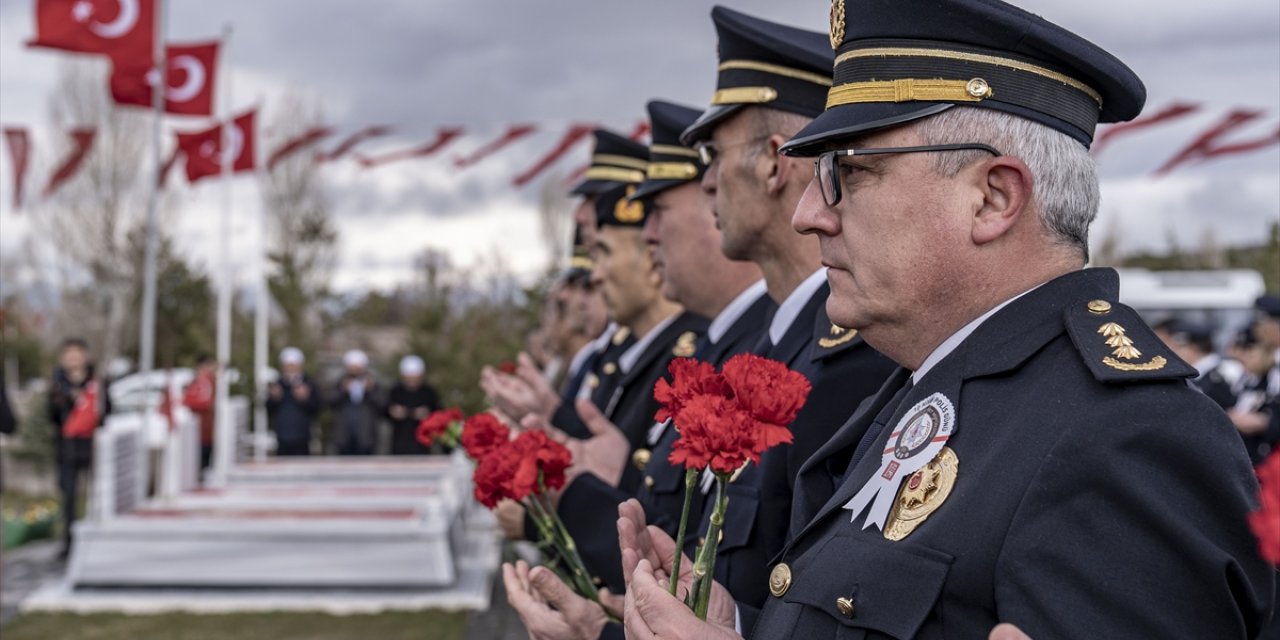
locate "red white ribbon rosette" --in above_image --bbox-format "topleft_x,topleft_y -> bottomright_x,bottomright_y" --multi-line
844,392 -> 955,530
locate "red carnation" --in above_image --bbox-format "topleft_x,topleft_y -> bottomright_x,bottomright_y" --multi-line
417,407 -> 463,447
721,353 -> 810,448
654,358 -> 728,424
498,361 -> 517,374
1250,451 -> 1280,565
505,430 -> 573,500
461,412 -> 511,460
472,443 -> 520,508
669,394 -> 763,475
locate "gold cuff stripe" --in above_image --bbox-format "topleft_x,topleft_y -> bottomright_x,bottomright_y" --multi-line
646,162 -> 699,180
649,144 -> 699,158
712,86 -> 778,106
583,167 -> 645,183
590,154 -> 649,171
827,79 -> 988,109
718,60 -> 834,87
834,47 -> 1102,105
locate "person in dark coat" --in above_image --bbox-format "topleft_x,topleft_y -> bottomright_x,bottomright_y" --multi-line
621,1 -> 1273,638
385,355 -> 441,455
46,338 -> 109,558
330,349 -> 383,456
266,347 -> 320,456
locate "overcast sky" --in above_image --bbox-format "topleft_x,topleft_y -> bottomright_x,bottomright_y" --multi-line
0,0 -> 1277,294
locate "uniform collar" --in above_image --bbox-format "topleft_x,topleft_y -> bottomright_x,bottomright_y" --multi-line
709,279 -> 768,344
770,268 -> 828,345
619,313 -> 679,374
911,284 -> 1042,384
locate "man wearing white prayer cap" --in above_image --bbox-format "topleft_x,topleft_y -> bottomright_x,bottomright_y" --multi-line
386,354 -> 443,455
331,349 -> 382,455
266,346 -> 320,456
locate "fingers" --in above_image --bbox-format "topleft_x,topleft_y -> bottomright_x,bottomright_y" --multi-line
990,623 -> 1033,640
624,560 -> 658,640
520,413 -> 570,445
502,561 -> 539,612
515,352 -> 549,390
575,398 -> 620,438
528,566 -> 583,614
644,524 -> 686,579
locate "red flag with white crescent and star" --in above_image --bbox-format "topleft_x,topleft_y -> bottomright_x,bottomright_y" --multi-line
175,110 -> 256,183
111,41 -> 218,117
28,0 -> 155,60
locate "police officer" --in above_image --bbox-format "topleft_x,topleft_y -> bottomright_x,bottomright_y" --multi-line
677,8 -> 896,632
621,0 -> 1273,637
480,129 -> 643,440
504,99 -> 774,639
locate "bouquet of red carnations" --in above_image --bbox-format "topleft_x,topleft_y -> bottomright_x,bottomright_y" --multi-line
417,408 -> 615,617
654,353 -> 811,619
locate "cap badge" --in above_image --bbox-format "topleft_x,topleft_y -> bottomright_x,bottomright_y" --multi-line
614,186 -> 644,223
829,0 -> 845,50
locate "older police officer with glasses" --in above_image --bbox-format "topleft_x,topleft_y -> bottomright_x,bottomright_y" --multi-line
619,0 -> 1274,638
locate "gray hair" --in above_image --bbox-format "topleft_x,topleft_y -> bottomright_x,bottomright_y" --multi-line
914,107 -> 1099,258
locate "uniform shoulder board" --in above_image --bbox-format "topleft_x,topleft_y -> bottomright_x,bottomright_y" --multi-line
809,305 -> 864,361
611,326 -> 632,346
672,331 -> 698,358
1063,298 -> 1196,383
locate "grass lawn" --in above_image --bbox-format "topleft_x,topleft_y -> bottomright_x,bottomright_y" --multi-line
1,610 -> 470,640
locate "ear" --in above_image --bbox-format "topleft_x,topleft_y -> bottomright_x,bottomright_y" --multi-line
970,156 -> 1033,246
761,133 -> 791,196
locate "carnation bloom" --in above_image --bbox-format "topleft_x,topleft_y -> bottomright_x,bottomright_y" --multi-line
1250,451 -> 1280,565
460,413 -> 511,460
721,353 -> 810,448
472,444 -> 520,508
669,394 -> 763,475
654,358 -> 728,424
417,407 -> 463,447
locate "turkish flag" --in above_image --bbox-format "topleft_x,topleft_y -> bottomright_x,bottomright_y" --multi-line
111,41 -> 217,117
175,111 -> 256,183
29,0 -> 154,60
44,128 -> 97,197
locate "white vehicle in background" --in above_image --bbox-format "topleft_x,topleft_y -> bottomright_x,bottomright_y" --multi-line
1115,268 -> 1267,347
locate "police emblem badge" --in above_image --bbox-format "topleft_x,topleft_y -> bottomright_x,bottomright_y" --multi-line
673,331 -> 698,357
844,392 -> 956,532
884,447 -> 958,541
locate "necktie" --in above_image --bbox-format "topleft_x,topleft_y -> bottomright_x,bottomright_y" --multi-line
834,378 -> 915,487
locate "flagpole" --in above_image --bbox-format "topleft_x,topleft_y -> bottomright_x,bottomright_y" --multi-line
138,0 -> 166,497
253,99 -> 269,463
212,23 -> 235,487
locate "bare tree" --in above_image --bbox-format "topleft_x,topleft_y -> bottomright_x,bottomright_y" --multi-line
258,94 -> 336,353
34,60 -> 176,364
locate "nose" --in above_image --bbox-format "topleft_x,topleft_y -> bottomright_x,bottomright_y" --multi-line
792,178 -> 839,237
700,159 -> 718,196
641,209 -> 661,246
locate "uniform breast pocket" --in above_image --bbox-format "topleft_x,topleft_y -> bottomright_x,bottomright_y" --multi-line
783,531 -> 953,640
717,482 -> 760,552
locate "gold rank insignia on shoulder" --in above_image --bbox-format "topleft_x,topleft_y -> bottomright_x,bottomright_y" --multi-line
673,331 -> 698,357
818,323 -> 857,349
612,326 -> 631,346
884,447 -> 958,541
1064,298 -> 1195,383
1097,322 -> 1166,372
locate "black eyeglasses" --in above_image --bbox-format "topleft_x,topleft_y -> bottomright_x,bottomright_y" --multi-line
694,135 -> 771,166
815,143 -> 1001,207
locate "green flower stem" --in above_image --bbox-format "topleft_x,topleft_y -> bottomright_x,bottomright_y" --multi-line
528,480 -> 623,622
690,474 -> 729,621
441,421 -> 463,451
669,468 -> 699,597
